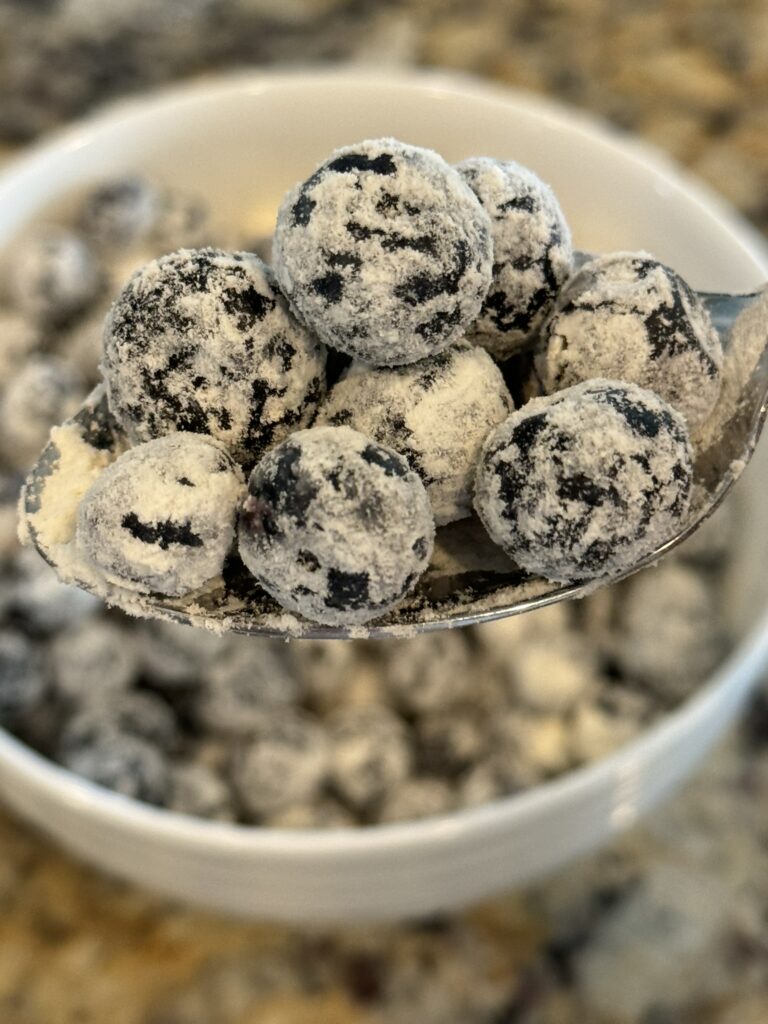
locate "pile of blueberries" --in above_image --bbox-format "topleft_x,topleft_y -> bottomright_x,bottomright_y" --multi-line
57,139 -> 722,627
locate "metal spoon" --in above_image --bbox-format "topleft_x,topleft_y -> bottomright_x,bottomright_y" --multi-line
19,281 -> 768,639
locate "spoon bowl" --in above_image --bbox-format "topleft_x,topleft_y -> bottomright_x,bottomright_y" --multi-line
6,65 -> 768,638
20,280 -> 768,638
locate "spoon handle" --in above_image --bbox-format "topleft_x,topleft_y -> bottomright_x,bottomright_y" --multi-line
698,290 -> 762,335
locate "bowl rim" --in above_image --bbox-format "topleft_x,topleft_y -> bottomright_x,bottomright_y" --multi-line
1,66 -> 768,856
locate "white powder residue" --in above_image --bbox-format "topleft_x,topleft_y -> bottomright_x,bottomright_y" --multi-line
22,419 -> 114,548
314,341 -> 512,524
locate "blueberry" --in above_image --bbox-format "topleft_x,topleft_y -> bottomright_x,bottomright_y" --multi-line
238,426 -> 435,626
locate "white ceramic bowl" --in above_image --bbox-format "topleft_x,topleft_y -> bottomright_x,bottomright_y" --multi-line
1,69 -> 767,924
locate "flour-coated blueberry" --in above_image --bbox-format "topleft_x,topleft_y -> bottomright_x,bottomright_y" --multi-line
102,248 -> 326,466
475,379 -> 693,582
273,138 -> 492,365
238,425 -> 435,626
457,157 -> 572,358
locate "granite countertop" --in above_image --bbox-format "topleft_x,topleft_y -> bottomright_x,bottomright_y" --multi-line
5,727 -> 768,1024
2,1 -> 768,1021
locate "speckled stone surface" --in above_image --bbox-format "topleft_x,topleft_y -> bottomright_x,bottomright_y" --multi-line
3,729 -> 768,1023
2,0 -> 768,1020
